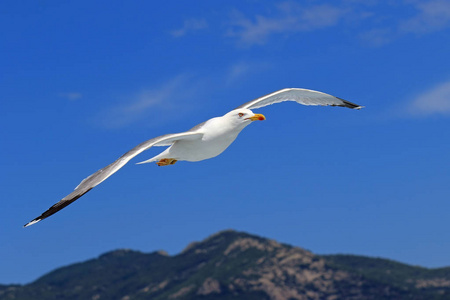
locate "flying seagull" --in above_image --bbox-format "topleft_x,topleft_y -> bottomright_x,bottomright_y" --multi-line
24,88 -> 362,227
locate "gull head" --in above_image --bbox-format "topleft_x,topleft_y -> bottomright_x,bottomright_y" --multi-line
224,109 -> 266,128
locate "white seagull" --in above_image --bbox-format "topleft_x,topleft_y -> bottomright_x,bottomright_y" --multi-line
24,88 -> 362,227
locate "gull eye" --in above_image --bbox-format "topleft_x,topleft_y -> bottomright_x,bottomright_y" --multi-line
238,113 -> 244,117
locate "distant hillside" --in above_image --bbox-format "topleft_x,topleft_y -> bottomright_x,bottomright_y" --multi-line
2,230 -> 450,300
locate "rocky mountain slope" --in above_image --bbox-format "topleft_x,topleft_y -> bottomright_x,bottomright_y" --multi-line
2,230 -> 450,300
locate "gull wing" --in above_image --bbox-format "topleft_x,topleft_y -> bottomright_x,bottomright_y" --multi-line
236,88 -> 363,110
24,131 -> 203,227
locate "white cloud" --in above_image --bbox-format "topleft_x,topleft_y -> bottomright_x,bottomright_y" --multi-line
359,28 -> 393,46
163,1 -> 450,50
168,2 -> 450,48
94,59 -> 277,129
170,18 -> 208,37
400,0 -> 450,34
227,2 -> 347,46
97,75 -> 200,129
359,0 -> 450,46
59,92 -> 82,100
226,62 -> 251,83
225,61 -> 271,85
408,80 -> 450,116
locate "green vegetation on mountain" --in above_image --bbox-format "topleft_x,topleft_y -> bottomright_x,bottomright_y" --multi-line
323,254 -> 450,299
2,230 -> 449,300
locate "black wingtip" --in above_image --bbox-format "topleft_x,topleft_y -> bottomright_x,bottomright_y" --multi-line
24,218 -> 41,228
23,188 -> 94,228
337,97 -> 363,109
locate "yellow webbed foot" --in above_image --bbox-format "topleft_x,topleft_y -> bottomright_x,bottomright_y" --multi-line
156,158 -> 178,166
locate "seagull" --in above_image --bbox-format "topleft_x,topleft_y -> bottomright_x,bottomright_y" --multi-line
24,88 -> 362,227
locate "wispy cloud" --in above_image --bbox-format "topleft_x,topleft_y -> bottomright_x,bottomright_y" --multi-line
227,2 -> 348,46
170,18 -> 208,37
59,92 -> 82,101
95,59 -> 276,129
96,75 -> 201,129
359,28 -> 393,47
359,0 -> 450,46
222,1 -> 450,47
226,62 -> 251,83
225,61 -> 271,85
400,0 -> 450,34
407,80 -> 450,116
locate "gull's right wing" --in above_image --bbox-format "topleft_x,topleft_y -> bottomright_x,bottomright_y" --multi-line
24,131 -> 203,227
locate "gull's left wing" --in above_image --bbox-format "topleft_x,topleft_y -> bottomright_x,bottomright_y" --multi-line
236,88 -> 363,110
24,131 -> 203,227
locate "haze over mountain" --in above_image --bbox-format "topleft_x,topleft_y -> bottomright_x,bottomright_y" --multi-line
2,230 -> 450,300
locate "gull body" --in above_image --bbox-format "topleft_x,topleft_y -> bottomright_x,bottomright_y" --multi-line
141,109 -> 261,164
24,88 -> 362,227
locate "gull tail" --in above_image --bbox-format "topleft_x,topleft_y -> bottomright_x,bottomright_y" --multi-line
136,154 -> 161,165
136,158 -> 155,164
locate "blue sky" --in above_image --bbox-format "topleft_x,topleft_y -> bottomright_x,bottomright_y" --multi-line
2,0 -> 450,284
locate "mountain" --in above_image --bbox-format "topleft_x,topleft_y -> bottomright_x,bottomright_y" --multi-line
2,230 -> 450,300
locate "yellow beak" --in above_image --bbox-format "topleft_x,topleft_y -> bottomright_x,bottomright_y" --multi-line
246,113 -> 266,121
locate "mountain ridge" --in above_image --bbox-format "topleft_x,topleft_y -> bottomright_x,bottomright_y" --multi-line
2,230 -> 450,300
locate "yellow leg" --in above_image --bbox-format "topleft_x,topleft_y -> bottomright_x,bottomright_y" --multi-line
156,158 -> 178,166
